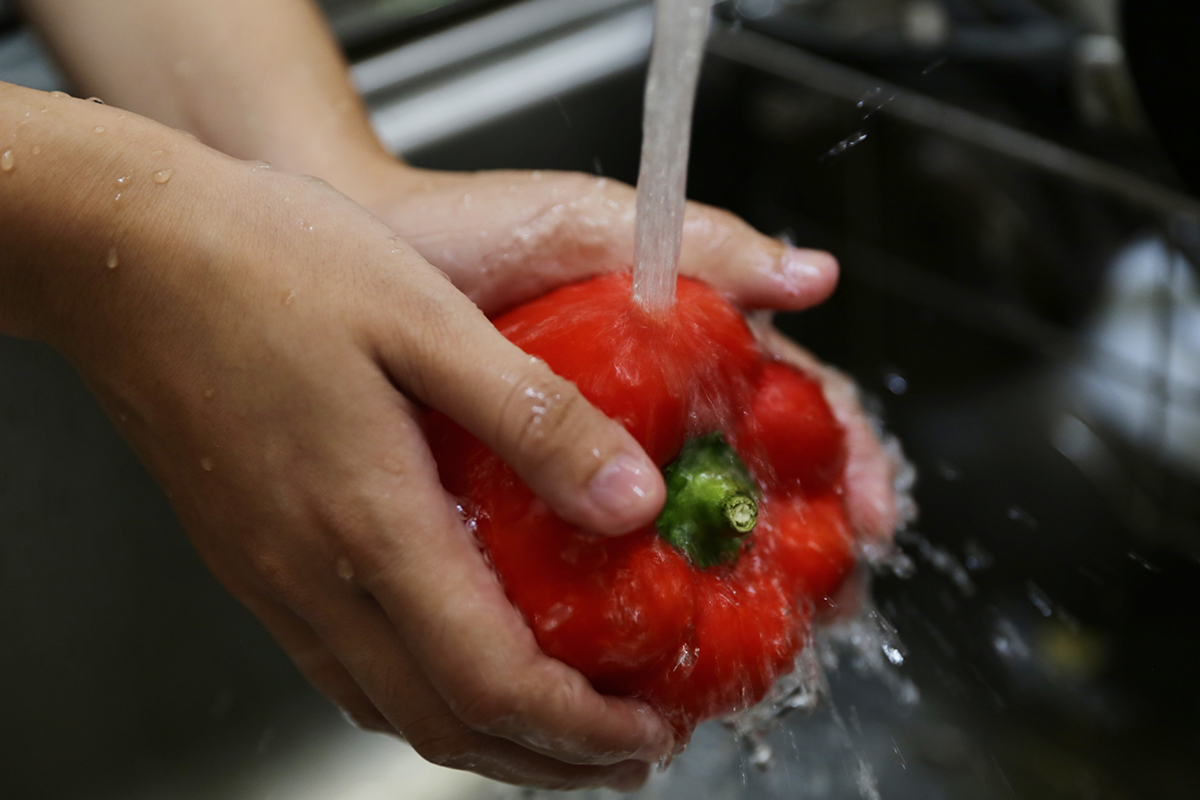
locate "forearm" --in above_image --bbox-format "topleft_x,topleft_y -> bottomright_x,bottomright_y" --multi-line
18,0 -> 394,193
0,80 -> 235,356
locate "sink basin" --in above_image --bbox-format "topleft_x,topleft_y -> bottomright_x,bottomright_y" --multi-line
2,2 -> 1198,798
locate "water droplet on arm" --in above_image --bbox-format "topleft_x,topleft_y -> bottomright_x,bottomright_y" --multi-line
105,247 -> 119,269
200,457 -> 214,472
93,125 -> 106,134
153,168 -> 174,184
31,146 -> 41,155
0,149 -> 14,172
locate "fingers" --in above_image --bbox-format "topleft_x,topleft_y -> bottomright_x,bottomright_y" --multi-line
244,571 -> 651,790
374,170 -> 838,315
330,390 -> 674,762
236,591 -> 397,735
223,372 -> 676,773
676,202 -> 839,311
319,591 -> 653,789
375,261 -> 664,536
753,324 -> 901,542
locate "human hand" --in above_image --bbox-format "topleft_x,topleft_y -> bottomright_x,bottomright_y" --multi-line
344,163 -> 901,541
25,118 -> 691,789
750,324 -> 905,544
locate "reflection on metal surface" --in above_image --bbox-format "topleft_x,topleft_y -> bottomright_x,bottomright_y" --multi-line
352,0 -> 643,95
0,27 -> 65,91
237,728 -> 488,800
369,5 -> 652,153
707,24 -> 1200,220
1073,237 -> 1200,475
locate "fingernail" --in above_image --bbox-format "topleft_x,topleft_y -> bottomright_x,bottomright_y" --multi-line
586,453 -> 662,533
631,735 -> 674,764
630,716 -> 675,763
605,762 -> 650,792
781,247 -> 837,281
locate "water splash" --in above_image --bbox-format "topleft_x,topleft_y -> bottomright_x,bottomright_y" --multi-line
822,89 -> 897,162
894,530 -> 976,596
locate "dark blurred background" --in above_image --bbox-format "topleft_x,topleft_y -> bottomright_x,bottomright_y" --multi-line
2,1 -> 1199,798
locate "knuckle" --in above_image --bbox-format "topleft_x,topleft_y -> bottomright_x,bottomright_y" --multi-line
517,173 -> 627,254
245,545 -> 298,599
404,715 -> 475,768
495,366 -> 591,466
453,681 -> 523,735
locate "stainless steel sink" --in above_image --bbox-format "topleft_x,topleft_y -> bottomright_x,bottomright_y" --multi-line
2,2 -> 1198,798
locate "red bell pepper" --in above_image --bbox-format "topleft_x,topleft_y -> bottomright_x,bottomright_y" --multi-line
427,273 -> 854,734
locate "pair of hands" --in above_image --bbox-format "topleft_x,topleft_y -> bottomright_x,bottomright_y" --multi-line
56,129 -> 896,790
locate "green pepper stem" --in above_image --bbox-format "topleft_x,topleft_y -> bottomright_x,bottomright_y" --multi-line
656,433 -> 760,568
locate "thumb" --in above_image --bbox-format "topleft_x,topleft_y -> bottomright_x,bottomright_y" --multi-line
376,263 -> 665,536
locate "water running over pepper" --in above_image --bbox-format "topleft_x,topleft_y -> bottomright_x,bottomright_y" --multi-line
631,0 -> 711,314
426,0 -> 875,743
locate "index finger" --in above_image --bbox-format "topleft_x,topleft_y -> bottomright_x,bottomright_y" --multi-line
344,392 -> 675,765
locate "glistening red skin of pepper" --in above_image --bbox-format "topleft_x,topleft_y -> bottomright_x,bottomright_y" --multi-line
427,272 -> 855,738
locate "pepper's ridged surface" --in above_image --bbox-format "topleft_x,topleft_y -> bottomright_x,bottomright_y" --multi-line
426,273 -> 853,735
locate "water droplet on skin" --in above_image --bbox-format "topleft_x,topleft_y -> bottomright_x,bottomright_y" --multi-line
93,125 -> 106,134
200,457 -> 214,472
336,558 -> 355,581
105,247 -> 119,269
0,149 -> 13,172
203,388 -> 214,399
151,149 -> 165,157
116,175 -> 129,186
50,91 -> 68,99
282,290 -> 296,306
31,145 -> 41,155
153,168 -> 174,184
113,192 -> 123,203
